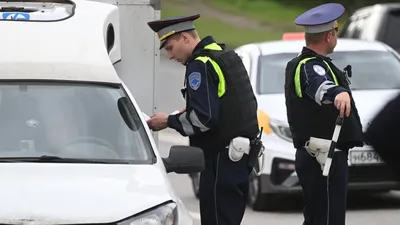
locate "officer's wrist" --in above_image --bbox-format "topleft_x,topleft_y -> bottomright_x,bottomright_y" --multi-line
167,115 -> 174,128
332,86 -> 348,101
167,114 -> 180,129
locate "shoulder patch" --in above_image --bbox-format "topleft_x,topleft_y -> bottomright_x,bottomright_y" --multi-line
313,65 -> 326,76
188,72 -> 201,90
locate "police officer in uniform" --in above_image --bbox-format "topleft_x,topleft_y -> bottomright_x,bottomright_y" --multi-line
146,14 -> 262,225
284,3 -> 364,225
365,93 -> 400,178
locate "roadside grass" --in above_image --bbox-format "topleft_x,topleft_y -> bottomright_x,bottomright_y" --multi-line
202,0 -> 304,32
161,3 -> 282,49
202,0 -> 349,31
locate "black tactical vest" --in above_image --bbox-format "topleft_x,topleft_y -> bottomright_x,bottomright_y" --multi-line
284,53 -> 364,150
185,44 -> 259,152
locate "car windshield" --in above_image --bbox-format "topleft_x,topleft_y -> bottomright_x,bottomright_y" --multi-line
257,50 -> 400,94
0,82 -> 154,164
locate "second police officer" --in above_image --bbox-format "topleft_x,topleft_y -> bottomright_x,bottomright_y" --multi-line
284,3 -> 364,225
145,14 -> 263,225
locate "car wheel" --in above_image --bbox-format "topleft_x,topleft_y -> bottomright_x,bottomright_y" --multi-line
248,171 -> 277,211
189,173 -> 200,199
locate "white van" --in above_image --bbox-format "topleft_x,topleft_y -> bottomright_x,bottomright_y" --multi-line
0,0 -> 203,224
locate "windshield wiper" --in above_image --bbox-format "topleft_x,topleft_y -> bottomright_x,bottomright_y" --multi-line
0,155 -> 115,164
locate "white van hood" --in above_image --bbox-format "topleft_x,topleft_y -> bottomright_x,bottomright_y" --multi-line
258,89 -> 400,127
0,163 -> 173,224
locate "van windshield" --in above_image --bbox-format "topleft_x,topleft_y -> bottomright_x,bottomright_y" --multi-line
257,50 -> 400,94
0,82 -> 154,164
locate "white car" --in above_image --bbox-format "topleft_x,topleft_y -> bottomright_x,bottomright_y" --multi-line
0,0 -> 204,224
0,83 -> 204,225
232,38 -> 400,211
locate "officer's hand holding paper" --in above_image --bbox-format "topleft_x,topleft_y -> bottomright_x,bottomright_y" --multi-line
171,108 -> 185,115
146,109 -> 185,131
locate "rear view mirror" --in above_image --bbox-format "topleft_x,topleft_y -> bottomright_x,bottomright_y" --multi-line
162,145 -> 204,174
117,97 -> 142,131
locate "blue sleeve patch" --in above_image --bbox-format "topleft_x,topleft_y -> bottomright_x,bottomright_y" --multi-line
189,72 -> 201,90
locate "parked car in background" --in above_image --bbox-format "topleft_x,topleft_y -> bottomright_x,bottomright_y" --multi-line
339,3 -> 400,53
232,38 -> 400,211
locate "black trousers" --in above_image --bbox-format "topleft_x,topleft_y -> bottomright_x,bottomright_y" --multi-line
199,148 -> 251,225
295,147 -> 348,225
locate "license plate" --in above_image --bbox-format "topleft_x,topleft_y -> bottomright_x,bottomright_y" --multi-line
349,150 -> 384,165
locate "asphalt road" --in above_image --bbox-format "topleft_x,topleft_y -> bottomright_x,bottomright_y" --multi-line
156,56 -> 400,225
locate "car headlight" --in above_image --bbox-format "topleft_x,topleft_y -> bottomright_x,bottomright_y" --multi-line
256,110 -> 273,134
269,119 -> 292,142
118,202 -> 178,225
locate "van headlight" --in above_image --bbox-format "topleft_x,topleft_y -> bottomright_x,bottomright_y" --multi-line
118,202 -> 178,225
269,119 -> 292,142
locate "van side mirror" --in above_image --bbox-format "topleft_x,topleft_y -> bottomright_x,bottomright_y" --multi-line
162,145 -> 204,174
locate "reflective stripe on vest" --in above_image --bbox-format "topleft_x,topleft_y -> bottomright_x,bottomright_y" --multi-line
194,43 -> 226,97
294,56 -> 339,98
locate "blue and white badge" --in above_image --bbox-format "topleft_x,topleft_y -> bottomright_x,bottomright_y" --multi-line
189,72 -> 201,90
313,65 -> 326,76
